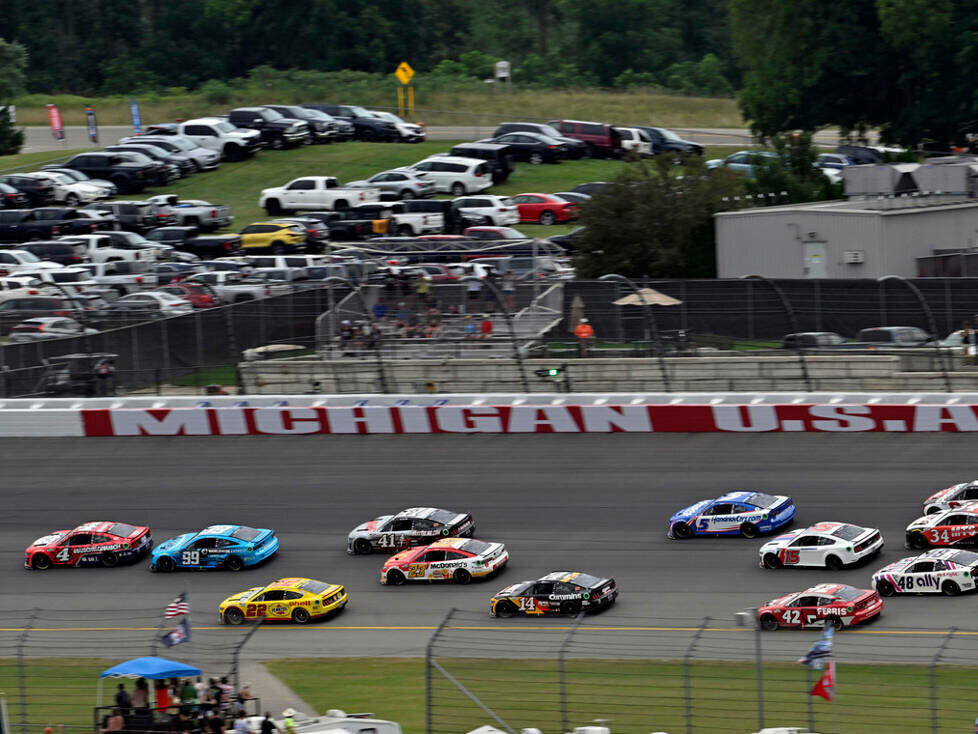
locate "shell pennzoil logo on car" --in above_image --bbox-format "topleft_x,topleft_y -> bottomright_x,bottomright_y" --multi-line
270,604 -> 288,615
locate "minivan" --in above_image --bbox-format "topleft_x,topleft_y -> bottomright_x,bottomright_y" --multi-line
548,120 -> 622,158
447,143 -> 515,184
403,156 -> 492,195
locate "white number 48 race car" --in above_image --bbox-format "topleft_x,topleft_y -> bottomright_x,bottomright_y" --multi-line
872,548 -> 978,596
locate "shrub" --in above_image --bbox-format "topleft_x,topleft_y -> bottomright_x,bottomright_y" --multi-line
200,79 -> 233,105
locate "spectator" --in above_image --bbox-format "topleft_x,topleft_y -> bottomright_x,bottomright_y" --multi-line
260,713 -> 280,734
372,299 -> 388,322
156,680 -> 171,715
394,302 -> 411,330
219,677 -> 234,716
466,277 -> 482,312
170,709 -> 190,733
102,709 -> 125,733
132,678 -> 149,712
115,683 -> 132,716
194,677 -> 207,704
501,269 -> 516,312
237,683 -> 254,704
423,306 -> 443,338
281,710 -> 297,734
463,315 -> 477,340
480,315 -> 494,341
233,710 -> 251,734
181,679 -> 197,705
415,274 -> 432,308
404,311 -> 421,338
204,710 -> 224,734
574,317 -> 595,357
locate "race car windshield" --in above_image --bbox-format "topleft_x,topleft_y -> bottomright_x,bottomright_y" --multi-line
428,509 -> 457,524
108,523 -> 137,538
569,573 -> 604,587
831,525 -> 866,541
299,580 -> 331,594
833,586 -> 865,602
461,539 -> 491,555
231,527 -> 262,541
746,493 -> 778,508
948,550 -> 978,565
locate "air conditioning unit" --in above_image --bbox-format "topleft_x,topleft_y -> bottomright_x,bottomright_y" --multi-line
843,250 -> 865,264
807,231 -> 819,239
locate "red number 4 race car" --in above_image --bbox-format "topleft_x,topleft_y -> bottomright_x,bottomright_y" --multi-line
757,583 -> 883,631
24,521 -> 152,570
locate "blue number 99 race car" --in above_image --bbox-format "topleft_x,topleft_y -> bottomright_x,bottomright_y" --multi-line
668,491 -> 796,539
151,524 -> 278,572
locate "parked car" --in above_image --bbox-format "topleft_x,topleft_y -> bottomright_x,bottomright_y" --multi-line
171,118 -> 263,161
401,198 -> 477,233
613,126 -> 653,156
0,175 -> 55,207
145,195 -> 234,231
22,171 -> 107,206
259,176 -> 381,215
572,182 -> 610,196
103,147 -> 184,183
302,104 -> 396,141
548,119 -> 622,158
635,126 -> 704,156
551,191 -> 591,205
22,208 -> 103,237
347,171 -> 435,199
446,143 -> 515,184
462,226 -> 528,240
547,226 -> 585,251
262,104 -> 337,144
238,222 -> 307,254
480,132 -> 568,164
16,241 -> 87,266
0,182 -> 29,209
14,267 -> 99,294
0,296 -> 90,334
152,262 -> 203,285
401,157 -> 492,195
83,201 -> 175,234
0,249 -> 62,273
227,107 -> 310,149
303,210 -> 388,240
815,153 -> 855,170
105,143 -> 195,178
71,208 -> 120,231
39,167 -> 117,196
121,134 -> 221,171
8,316 -> 97,342
492,122 -> 587,158
184,270 -> 290,302
144,226 -> 243,259
78,261 -> 158,294
156,283 -> 220,308
856,326 -> 934,346
61,152 -> 159,195
781,332 -> 846,349
269,217 -> 331,252
0,210 -> 69,243
347,202 -> 442,237
706,150 -> 779,177
369,111 -> 426,142
108,291 -> 193,317
509,193 -> 579,225
452,196 -> 520,227
293,107 -> 354,140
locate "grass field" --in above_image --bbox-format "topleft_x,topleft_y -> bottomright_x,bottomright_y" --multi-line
8,89 -> 743,129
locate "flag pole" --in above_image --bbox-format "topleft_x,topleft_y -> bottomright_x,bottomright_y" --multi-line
806,666 -> 814,731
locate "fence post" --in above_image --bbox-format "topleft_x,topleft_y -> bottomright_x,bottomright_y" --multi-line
755,617 -> 764,731
558,612 -> 586,733
230,615 -> 266,694
426,608 -> 454,734
930,626 -> 956,734
813,279 -> 822,332
683,617 -> 709,734
16,608 -> 36,734
744,276 -> 812,391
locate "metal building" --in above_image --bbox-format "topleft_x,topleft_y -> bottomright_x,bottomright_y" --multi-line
715,196 -> 978,279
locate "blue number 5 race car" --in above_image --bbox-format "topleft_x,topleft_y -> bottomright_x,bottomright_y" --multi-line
668,491 -> 796,539
150,524 -> 278,572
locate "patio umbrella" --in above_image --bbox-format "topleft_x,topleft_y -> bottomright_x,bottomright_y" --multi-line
612,288 -> 682,307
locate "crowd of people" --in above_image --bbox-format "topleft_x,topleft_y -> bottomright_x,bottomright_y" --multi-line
103,676 -> 262,734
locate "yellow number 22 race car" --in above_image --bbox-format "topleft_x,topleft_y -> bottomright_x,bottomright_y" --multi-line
219,577 -> 347,624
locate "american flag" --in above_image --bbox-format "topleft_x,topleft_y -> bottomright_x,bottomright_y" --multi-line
165,592 -> 189,618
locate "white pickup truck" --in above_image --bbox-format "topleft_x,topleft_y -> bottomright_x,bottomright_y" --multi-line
145,194 -> 234,231
79,261 -> 158,294
184,270 -> 292,303
349,201 -> 443,236
259,177 -> 381,215
59,234 -> 158,264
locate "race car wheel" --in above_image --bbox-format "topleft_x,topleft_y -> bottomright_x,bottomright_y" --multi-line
352,539 -> 372,555
942,580 -> 962,596
495,601 -> 516,618
762,553 -> 782,569
100,551 -> 119,568
825,616 -> 844,631
453,568 -> 472,584
739,522 -> 760,539
825,555 -> 844,572
225,555 -> 244,572
876,580 -> 896,597
672,522 -> 693,539
291,608 -> 311,624
909,532 -> 930,550
560,600 -> 582,617
386,569 -> 406,585
759,614 -> 779,631
31,554 -> 52,570
224,608 -> 245,625
155,556 -> 176,573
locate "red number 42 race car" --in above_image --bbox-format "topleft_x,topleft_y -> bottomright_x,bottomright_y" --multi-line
757,583 -> 883,631
24,521 -> 152,570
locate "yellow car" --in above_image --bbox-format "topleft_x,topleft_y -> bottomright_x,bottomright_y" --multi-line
219,577 -> 347,624
238,222 -> 306,253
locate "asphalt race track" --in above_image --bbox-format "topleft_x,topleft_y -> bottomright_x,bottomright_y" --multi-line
2,434 -> 977,659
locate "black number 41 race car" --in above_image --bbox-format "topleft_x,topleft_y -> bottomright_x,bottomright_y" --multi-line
490,571 -> 618,617
347,506 -> 474,554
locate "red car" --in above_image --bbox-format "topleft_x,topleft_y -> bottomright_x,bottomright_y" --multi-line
156,284 -> 219,308
510,193 -> 579,225
25,521 -> 152,570
757,583 -> 882,631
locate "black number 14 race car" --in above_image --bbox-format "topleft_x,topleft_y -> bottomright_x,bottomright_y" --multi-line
490,571 -> 618,617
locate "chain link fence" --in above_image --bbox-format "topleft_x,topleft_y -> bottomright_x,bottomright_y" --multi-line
427,609 -> 978,734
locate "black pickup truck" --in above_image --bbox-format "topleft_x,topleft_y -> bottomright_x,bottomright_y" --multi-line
301,210 -> 388,241
0,208 -> 99,243
227,108 -> 310,150
61,152 -> 160,195
145,225 -> 243,258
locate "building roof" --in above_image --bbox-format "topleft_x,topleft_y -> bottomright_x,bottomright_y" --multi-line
716,196 -> 978,218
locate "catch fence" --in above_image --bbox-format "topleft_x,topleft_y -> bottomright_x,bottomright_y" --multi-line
427,609 -> 978,734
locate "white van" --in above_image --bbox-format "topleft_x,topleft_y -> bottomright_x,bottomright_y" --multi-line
614,127 -> 653,156
402,156 -> 493,195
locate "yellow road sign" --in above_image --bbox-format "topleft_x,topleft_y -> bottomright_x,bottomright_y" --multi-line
395,61 -> 415,85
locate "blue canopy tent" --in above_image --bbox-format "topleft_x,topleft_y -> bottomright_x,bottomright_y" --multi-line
97,657 -> 201,710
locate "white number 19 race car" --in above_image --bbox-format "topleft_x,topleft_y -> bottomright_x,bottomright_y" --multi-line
872,549 -> 978,596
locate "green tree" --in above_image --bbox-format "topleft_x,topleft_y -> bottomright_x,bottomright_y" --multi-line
747,133 -> 842,203
0,38 -> 27,156
573,156 -> 745,279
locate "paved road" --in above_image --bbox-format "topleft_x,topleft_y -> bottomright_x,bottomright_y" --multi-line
1,434 -> 976,661
13,125 -> 849,157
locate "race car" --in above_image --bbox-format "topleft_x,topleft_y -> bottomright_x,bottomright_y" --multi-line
150,524 -> 279,572
668,491 -> 796,539
872,549 -> 978,596
758,522 -> 883,570
757,583 -> 883,631
922,480 -> 978,514
906,502 -> 978,549
24,521 -> 152,570
489,571 -> 617,618
348,506 -> 474,554
219,577 -> 347,625
380,537 -> 509,585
